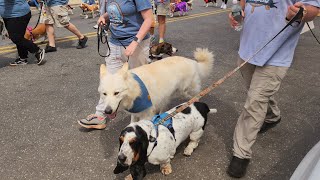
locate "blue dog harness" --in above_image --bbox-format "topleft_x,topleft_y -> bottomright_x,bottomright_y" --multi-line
147,113 -> 176,156
126,73 -> 153,113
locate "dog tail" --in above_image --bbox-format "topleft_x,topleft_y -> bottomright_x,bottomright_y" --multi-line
209,109 -> 217,114
193,48 -> 214,79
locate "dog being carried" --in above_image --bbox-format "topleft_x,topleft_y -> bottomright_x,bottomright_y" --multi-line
113,102 -> 217,179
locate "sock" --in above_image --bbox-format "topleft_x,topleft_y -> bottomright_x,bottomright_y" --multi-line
159,38 -> 164,43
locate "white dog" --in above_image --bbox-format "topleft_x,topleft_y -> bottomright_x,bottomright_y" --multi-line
98,48 -> 214,122
113,102 -> 217,179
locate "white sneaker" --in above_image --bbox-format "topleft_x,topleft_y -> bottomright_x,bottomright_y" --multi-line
220,3 -> 225,9
222,4 -> 227,9
93,24 -> 98,29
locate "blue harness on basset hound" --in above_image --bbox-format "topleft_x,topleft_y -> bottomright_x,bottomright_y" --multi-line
126,73 -> 153,113
147,113 -> 176,157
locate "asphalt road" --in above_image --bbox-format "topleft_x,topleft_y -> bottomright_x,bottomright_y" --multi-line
0,1 -> 319,180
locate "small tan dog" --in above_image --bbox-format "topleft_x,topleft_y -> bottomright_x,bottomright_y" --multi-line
79,3 -> 100,18
24,23 -> 46,41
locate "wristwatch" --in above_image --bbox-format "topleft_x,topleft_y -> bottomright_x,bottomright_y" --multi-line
133,36 -> 141,43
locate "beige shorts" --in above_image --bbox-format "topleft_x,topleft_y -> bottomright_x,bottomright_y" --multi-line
40,5 -> 70,28
155,2 -> 170,16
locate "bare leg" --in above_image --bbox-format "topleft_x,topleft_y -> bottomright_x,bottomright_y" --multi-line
64,23 -> 84,39
45,24 -> 56,47
157,15 -> 166,43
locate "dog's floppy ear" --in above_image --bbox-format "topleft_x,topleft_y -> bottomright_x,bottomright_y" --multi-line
100,64 -> 107,78
129,126 -> 148,179
135,126 -> 149,165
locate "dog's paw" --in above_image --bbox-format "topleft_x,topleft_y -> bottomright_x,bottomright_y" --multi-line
161,164 -> 172,175
124,174 -> 133,180
183,147 -> 194,156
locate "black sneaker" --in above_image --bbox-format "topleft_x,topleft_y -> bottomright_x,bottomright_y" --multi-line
227,156 -> 250,178
45,45 -> 57,53
259,118 -> 281,134
10,58 -> 28,66
76,36 -> 88,49
35,48 -> 45,65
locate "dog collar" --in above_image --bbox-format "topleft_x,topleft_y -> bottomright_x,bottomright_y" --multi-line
126,73 -> 152,113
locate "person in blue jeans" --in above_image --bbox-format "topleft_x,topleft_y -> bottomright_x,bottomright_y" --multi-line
0,0 -> 45,66
227,0 -> 319,178
78,0 -> 153,130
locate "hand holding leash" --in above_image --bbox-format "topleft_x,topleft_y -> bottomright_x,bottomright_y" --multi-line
97,22 -> 110,57
228,10 -> 245,29
125,40 -> 138,57
286,2 -> 306,22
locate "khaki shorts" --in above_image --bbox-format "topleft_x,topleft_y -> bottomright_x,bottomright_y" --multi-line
40,5 -> 70,28
155,2 -> 170,16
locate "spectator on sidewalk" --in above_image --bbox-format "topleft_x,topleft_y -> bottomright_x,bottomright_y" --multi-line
227,0 -> 319,178
78,0 -> 153,129
0,0 -> 45,66
41,0 -> 88,53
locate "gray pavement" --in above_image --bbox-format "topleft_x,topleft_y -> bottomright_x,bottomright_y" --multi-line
0,1 -> 319,180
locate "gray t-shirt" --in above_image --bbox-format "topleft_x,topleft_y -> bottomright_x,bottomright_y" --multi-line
239,0 -> 320,67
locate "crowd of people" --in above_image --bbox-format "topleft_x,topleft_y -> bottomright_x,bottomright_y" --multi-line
0,0 -> 319,179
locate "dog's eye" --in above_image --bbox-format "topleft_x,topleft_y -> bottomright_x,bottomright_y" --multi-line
114,92 -> 119,96
103,93 -> 107,96
129,139 -> 136,145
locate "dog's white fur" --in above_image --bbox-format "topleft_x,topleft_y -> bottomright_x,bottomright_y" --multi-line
117,102 -> 217,176
98,48 -> 214,122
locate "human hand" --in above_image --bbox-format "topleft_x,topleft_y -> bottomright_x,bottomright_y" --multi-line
97,15 -> 107,25
125,41 -> 139,57
286,2 -> 305,21
228,10 -> 245,28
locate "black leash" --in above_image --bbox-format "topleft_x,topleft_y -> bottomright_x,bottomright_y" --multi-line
97,22 -> 110,57
306,22 -> 320,45
96,22 -> 130,62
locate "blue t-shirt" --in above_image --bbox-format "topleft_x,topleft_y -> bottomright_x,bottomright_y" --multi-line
46,0 -> 69,7
0,0 -> 30,18
107,0 -> 152,46
239,0 -> 320,67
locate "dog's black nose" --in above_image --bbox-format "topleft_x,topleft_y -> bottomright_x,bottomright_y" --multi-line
118,154 -> 127,163
104,106 -> 112,114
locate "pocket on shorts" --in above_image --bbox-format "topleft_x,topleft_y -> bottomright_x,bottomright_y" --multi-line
57,6 -> 70,26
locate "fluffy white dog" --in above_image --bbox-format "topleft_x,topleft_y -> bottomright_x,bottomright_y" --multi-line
98,48 -> 214,122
